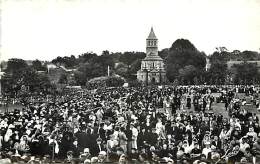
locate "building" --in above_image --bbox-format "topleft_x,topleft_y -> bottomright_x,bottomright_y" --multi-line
227,60 -> 260,72
137,28 -> 166,84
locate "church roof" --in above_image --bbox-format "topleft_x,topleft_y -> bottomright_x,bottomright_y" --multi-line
143,55 -> 163,61
147,27 -> 157,39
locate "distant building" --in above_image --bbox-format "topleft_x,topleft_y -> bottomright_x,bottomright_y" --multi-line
137,28 -> 166,84
227,60 -> 260,72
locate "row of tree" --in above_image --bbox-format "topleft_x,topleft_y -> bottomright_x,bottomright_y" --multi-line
1,39 -> 260,98
1,59 -> 54,98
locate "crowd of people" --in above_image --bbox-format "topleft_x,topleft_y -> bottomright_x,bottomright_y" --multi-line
0,85 -> 260,164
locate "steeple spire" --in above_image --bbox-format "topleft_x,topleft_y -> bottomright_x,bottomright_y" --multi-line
147,27 -> 157,39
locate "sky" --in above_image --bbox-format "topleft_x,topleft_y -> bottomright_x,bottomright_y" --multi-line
1,0 -> 260,61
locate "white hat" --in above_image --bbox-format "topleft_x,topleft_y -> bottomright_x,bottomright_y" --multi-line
84,148 -> 90,153
99,151 -> 106,156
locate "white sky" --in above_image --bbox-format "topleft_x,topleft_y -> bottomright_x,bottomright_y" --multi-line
1,0 -> 260,61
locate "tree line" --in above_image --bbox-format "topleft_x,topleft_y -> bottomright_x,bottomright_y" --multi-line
1,39 -> 260,98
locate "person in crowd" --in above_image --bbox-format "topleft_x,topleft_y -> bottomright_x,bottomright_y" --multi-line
0,85 -> 259,163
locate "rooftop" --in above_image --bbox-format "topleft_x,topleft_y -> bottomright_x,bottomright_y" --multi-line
147,27 -> 157,39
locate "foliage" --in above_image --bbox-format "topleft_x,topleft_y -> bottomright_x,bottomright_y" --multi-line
78,52 -> 98,63
232,62 -> 260,84
32,59 -> 46,71
58,73 -> 68,84
115,63 -> 129,77
128,79 -> 142,87
3,38 -> 259,88
105,76 -> 125,87
5,58 -> 28,73
119,52 -> 146,66
52,55 -> 77,68
208,49 -> 260,84
206,61 -> 228,85
2,58 -> 53,97
178,65 -> 198,85
209,50 -> 260,62
158,48 -> 169,60
74,62 -> 104,86
165,39 -> 206,82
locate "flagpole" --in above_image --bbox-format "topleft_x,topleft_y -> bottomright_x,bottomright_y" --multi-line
107,65 -> 110,77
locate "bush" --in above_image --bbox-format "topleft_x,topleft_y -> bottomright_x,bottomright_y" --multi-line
128,80 -> 142,87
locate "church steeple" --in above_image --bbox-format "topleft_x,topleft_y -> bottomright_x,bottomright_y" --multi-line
146,27 -> 158,56
137,27 -> 167,84
147,27 -> 157,39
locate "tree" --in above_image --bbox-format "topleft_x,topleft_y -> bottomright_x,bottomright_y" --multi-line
74,62 -> 105,86
115,63 -> 128,77
215,47 -> 228,53
5,58 -> 28,73
106,76 -> 125,87
52,55 -> 77,68
232,62 -> 259,85
32,59 -> 46,71
3,59 -> 28,97
207,61 -> 228,85
2,58 -> 53,97
159,48 -> 169,59
119,52 -> 146,67
78,52 -> 98,63
165,39 -> 206,82
178,65 -> 197,85
58,73 -> 68,84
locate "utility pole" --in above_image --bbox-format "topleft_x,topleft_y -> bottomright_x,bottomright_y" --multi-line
0,66 -> 4,97
107,65 -> 110,77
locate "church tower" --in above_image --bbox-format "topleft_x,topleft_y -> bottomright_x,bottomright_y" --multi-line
146,27 -> 158,56
137,27 -> 167,84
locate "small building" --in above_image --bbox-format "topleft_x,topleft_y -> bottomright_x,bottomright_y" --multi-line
137,28 -> 166,84
227,60 -> 260,72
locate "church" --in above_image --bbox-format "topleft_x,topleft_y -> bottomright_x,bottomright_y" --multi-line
137,28 -> 166,84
